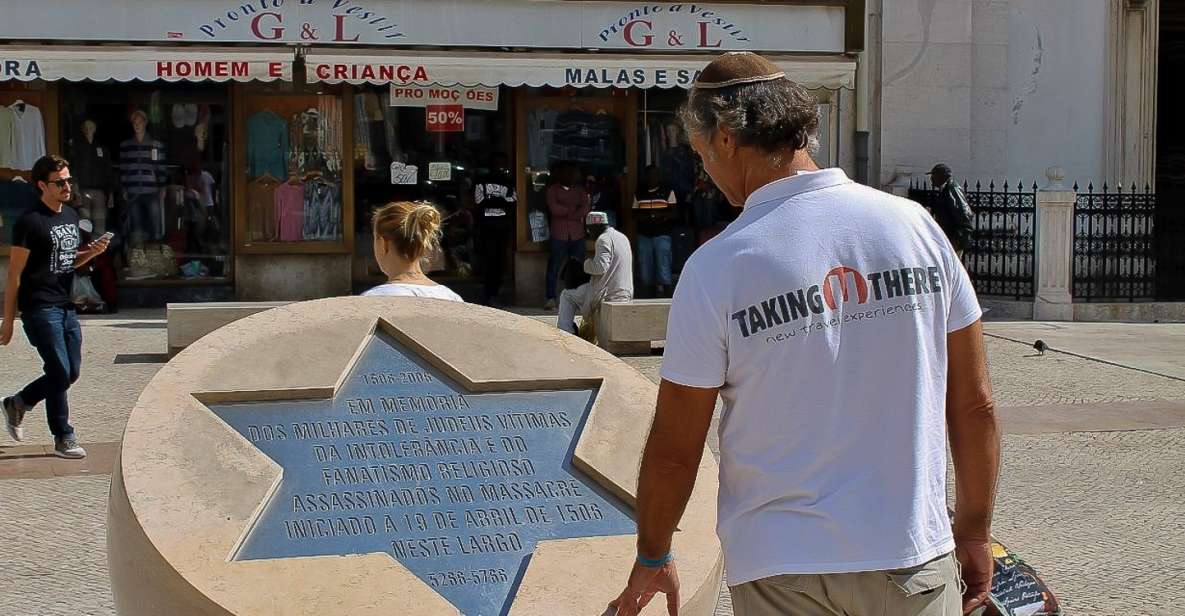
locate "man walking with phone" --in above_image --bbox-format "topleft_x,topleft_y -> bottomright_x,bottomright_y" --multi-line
2,154 -> 111,459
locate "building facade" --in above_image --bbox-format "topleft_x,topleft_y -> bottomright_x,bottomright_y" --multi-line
868,0 -> 1164,191
0,0 -> 864,307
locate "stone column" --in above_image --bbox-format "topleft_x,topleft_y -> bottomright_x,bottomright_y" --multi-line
1033,167 -> 1077,321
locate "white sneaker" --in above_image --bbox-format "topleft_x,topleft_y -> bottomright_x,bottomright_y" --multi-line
3,396 -> 24,442
54,436 -> 87,459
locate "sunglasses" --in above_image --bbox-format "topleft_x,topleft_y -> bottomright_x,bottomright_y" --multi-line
48,178 -> 73,189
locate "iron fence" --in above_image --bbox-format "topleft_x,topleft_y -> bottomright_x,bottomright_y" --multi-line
909,179 -> 1038,299
1072,183 -> 1158,301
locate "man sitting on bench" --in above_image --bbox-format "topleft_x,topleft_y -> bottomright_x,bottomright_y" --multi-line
557,211 -> 633,335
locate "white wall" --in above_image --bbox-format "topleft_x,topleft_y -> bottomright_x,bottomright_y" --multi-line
1005,0 -> 1107,187
878,0 -> 1109,188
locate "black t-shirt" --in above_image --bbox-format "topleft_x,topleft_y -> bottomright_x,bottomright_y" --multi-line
634,184 -> 679,236
12,203 -> 81,312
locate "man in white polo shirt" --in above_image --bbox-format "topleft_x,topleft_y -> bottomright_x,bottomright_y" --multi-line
609,52 -> 1000,616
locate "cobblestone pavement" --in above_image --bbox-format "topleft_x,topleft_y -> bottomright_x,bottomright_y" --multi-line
0,476 -> 113,616
1,314 -> 1183,615
991,428 -> 1185,616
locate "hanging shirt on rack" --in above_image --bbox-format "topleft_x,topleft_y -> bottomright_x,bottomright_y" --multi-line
273,181 -> 305,242
247,176 -> 280,241
9,103 -> 46,170
303,178 -> 340,240
246,110 -> 289,179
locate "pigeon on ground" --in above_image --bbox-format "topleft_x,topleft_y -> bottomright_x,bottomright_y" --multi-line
1034,339 -> 1048,356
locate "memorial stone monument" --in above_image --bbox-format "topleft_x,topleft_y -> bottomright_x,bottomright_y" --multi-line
107,297 -> 723,615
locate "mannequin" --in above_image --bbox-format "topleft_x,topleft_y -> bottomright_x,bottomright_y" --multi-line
69,119 -> 114,234
120,110 -> 167,246
663,122 -> 681,149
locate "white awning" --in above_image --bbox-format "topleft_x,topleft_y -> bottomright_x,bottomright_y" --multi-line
0,46 -> 292,83
305,50 -> 855,90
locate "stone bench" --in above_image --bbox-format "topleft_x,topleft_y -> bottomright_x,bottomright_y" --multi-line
598,299 -> 672,355
166,302 -> 288,356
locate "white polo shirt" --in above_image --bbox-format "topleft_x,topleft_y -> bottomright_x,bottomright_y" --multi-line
661,168 -> 981,584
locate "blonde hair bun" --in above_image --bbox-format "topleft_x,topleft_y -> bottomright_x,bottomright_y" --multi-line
372,201 -> 443,262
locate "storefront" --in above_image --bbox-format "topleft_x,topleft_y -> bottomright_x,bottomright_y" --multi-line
0,0 -> 860,308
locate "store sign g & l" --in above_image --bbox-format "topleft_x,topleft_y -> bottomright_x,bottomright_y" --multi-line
595,4 -> 749,50
195,0 -> 404,42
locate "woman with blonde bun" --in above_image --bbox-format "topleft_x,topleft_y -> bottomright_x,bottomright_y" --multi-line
362,201 -> 464,301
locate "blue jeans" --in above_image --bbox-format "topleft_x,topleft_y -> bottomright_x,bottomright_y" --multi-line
546,238 -> 586,300
637,234 -> 673,288
128,192 -> 162,243
18,306 -> 82,438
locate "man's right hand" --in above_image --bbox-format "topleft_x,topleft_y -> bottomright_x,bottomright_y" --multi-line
0,319 -> 14,346
954,537 -> 993,615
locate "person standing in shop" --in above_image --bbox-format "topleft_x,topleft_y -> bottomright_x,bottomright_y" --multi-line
634,164 -> 679,297
2,155 -> 111,459
544,162 -> 591,310
475,152 -> 517,306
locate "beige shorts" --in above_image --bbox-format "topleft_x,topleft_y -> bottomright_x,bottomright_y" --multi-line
730,552 -> 963,616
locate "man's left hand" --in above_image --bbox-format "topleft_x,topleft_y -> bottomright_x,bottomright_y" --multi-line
608,560 -> 680,616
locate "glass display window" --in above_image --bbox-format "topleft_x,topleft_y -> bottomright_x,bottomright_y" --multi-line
58,81 -> 231,283
237,87 -> 351,253
351,85 -> 509,288
518,89 -> 633,251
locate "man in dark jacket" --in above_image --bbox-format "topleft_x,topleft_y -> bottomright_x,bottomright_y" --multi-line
474,152 -> 516,305
927,164 -> 974,255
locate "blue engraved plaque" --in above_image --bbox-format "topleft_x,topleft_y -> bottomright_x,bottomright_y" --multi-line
205,330 -> 635,616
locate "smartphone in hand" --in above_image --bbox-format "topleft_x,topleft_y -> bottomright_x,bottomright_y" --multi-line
90,231 -> 115,252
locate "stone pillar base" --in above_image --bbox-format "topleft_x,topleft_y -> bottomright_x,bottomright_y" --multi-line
1034,295 -> 1074,321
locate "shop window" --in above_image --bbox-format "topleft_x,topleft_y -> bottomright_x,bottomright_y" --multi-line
351,85 -> 509,289
238,89 -> 347,250
634,89 -> 735,297
1,83 -> 53,251
520,92 -> 631,248
58,82 -> 231,283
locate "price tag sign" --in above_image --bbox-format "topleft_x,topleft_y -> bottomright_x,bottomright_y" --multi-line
425,104 -> 465,133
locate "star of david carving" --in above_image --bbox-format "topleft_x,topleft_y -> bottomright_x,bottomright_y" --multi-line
199,322 -> 636,616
